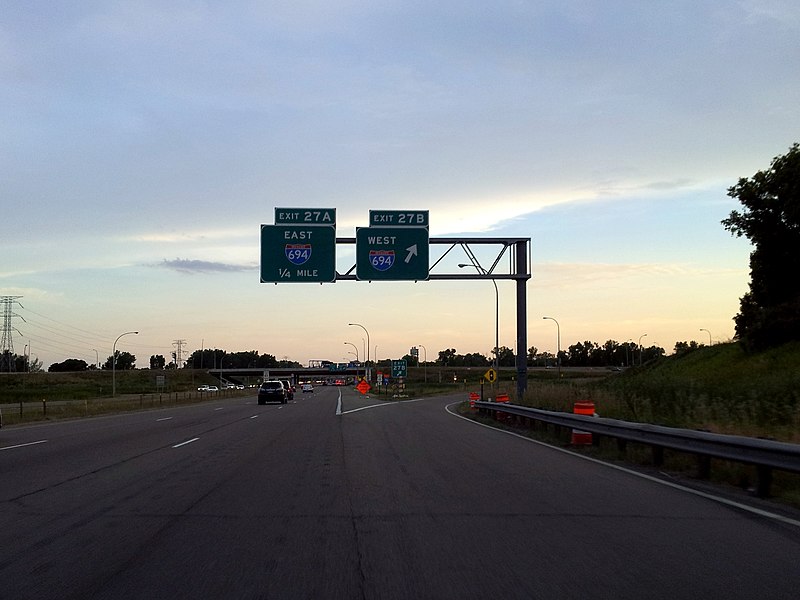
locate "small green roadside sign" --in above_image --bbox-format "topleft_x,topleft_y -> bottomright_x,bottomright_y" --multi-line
391,359 -> 407,378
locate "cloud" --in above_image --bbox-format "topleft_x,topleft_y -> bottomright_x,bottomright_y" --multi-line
739,0 -> 800,29
156,258 -> 257,274
533,261 -> 747,290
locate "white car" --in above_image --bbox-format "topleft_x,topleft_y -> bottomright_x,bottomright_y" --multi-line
301,383 -> 314,393
197,385 -> 211,392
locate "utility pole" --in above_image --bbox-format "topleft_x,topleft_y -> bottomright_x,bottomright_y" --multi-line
0,296 -> 24,372
173,339 -> 187,368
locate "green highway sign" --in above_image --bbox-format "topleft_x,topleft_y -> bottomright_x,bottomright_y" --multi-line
260,224 -> 336,283
391,359 -> 407,378
355,226 -> 429,281
275,208 -> 336,225
369,210 -> 429,227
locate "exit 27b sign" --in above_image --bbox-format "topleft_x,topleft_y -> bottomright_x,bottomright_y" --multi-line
355,227 -> 429,281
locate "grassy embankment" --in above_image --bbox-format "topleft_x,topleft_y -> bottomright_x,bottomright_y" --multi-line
520,342 -> 800,443
0,369 -> 252,425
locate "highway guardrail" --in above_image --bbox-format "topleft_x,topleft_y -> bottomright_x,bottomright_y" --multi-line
474,400 -> 800,498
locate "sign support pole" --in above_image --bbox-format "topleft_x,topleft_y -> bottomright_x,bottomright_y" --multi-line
515,240 -> 528,402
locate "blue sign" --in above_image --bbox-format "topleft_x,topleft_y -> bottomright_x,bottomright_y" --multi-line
369,250 -> 395,272
285,244 -> 311,265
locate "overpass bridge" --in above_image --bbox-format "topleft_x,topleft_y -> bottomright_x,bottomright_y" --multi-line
208,367 -> 363,385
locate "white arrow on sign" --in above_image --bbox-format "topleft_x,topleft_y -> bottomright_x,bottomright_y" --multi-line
404,244 -> 418,263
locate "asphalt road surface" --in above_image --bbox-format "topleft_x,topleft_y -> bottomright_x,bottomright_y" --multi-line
2,386 -> 799,599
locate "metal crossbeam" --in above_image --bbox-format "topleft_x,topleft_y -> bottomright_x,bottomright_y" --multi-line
334,237 -> 531,281
335,237 -> 531,399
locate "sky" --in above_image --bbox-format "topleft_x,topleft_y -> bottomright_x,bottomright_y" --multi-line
2,1 -> 799,370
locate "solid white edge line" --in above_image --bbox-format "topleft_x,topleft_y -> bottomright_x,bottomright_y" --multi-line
1,439 -> 48,451
341,397 -> 428,415
336,389 -> 342,415
445,401 -> 800,529
173,437 -> 199,448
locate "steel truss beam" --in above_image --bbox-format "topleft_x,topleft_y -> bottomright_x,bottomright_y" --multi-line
334,237 -> 531,399
334,237 -> 530,280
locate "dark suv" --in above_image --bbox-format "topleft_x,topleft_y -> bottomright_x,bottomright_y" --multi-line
258,380 -> 287,405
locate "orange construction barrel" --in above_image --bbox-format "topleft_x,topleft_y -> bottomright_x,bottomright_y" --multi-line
571,402 -> 595,445
495,393 -> 510,421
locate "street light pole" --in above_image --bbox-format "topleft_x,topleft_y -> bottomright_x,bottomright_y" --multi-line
458,264 -> 499,370
344,342 -> 359,363
638,333 -> 648,366
344,341 -> 360,380
419,344 -> 427,383
542,316 -> 561,377
348,323 -> 370,381
700,328 -> 712,346
112,331 -> 138,397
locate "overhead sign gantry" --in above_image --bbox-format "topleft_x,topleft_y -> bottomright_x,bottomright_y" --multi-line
259,207 -> 531,399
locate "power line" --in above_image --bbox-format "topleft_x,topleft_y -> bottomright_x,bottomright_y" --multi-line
20,307 -> 116,340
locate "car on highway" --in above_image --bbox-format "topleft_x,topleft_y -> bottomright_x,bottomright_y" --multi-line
197,385 -> 211,392
301,383 -> 313,393
279,379 -> 295,401
258,380 -> 287,405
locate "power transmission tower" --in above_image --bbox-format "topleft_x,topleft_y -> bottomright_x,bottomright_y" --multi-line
1,296 -> 24,372
173,339 -> 187,367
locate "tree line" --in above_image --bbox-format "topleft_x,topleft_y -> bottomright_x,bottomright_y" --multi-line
401,340 -> 681,369
43,348 -> 303,372
8,338 -> 706,374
